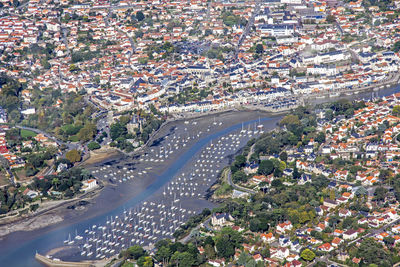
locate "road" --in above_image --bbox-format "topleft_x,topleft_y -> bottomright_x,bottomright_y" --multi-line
15,125 -> 72,147
310,216 -> 400,266
227,169 -> 257,194
103,5 -> 135,68
0,0 -> 29,18
233,0 -> 261,60
349,218 -> 400,245
335,21 -> 343,36
15,125 -> 82,165
179,217 -> 212,244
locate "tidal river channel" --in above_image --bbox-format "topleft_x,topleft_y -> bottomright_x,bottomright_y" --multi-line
0,84 -> 399,267
0,111 -> 282,267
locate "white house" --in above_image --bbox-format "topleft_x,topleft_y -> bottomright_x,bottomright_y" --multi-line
343,229 -> 358,240
82,179 -> 98,192
211,213 -> 234,227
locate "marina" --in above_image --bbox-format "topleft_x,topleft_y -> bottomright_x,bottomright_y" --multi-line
0,111 -> 281,267
0,84 -> 399,267
55,118 -> 267,261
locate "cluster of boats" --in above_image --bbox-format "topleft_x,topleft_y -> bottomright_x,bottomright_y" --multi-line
91,165 -> 140,184
61,118 -> 266,261
72,200 -> 192,259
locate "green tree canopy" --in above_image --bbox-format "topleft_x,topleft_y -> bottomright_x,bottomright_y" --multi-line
356,238 -> 392,266
137,256 -> 153,267
170,251 -> 195,267
392,41 -> 400,52
125,245 -> 145,260
255,44 -> 264,54
88,142 -> 101,150
301,249 -> 316,261
232,170 -> 247,183
393,105 -> 400,116
65,149 -> 81,163
136,11 -> 145,21
258,160 -> 274,175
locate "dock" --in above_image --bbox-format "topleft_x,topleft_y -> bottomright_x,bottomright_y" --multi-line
35,253 -> 108,267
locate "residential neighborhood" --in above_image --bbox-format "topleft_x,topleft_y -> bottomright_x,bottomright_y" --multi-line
2,0 -> 400,266
1,0 -> 400,119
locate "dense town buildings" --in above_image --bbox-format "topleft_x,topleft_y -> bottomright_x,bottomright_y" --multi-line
1,0 -> 400,118
2,0 -> 400,266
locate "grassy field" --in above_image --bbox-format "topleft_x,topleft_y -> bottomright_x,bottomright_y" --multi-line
20,129 -> 37,138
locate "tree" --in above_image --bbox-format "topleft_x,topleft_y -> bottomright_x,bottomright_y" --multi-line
232,171 -> 247,183
374,186 -> 387,202
204,244 -> 216,259
41,58 -> 51,69
25,164 -> 38,177
155,245 -> 171,266
204,236 -> 214,247
136,11 -> 145,21
125,245 -> 145,260
356,238 -> 392,266
325,109 -> 334,121
110,122 -> 127,140
258,160 -> 274,175
64,188 -> 74,198
393,41 -> 400,52
326,15 -> 336,23
237,252 -> 252,266
279,114 -> 300,127
255,44 -> 264,54
234,155 -> 246,167
301,249 -> 316,261
279,151 -> 287,162
231,154 -> 246,173
77,123 -> 97,142
88,142 -> 101,150
342,217 -> 353,229
393,105 -> 400,116
8,109 -> 21,123
315,132 -> 326,144
214,227 -> 242,259
250,217 -> 262,231
383,236 -> 395,247
170,251 -> 195,267
215,234 -> 235,259
52,178 -> 60,190
137,256 -> 153,267
292,165 -> 300,179
65,149 -> 81,163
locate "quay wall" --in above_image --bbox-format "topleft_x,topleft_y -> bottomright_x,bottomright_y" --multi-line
35,253 -> 107,267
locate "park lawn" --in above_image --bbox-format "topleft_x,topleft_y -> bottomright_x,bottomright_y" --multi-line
20,129 -> 37,138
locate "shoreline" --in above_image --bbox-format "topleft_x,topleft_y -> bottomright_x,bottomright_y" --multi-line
0,79 -> 397,243
0,81 -> 399,246
0,83 -> 399,266
0,110 -> 282,260
0,185 -> 104,240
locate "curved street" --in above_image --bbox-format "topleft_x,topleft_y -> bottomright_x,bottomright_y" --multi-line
227,169 -> 257,194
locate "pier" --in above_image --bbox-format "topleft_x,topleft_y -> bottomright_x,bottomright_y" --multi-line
35,253 -> 109,267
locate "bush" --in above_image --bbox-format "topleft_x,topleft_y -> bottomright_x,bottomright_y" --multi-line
88,142 -> 101,150
30,203 -> 39,212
